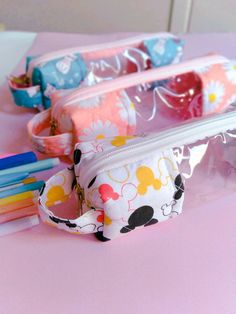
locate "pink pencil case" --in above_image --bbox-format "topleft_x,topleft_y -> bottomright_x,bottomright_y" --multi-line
28,54 -> 236,158
8,33 -> 184,110
38,107 -> 236,241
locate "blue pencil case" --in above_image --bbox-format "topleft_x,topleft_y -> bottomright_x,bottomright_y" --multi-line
8,33 -> 184,110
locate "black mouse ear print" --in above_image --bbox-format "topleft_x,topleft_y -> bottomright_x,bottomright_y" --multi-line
95,231 -> 111,242
120,205 -> 155,234
39,183 -> 46,196
144,218 -> 158,227
49,216 -> 66,224
49,216 -> 77,229
74,149 -> 82,165
120,225 -> 134,233
129,206 -> 154,228
88,176 -> 97,189
65,221 -> 77,228
174,174 -> 184,200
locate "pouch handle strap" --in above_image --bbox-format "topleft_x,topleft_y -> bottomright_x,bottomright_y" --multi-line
38,168 -> 103,234
27,109 -> 73,157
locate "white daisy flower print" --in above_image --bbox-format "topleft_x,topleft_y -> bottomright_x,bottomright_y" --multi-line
224,61 -> 236,84
117,102 -> 128,122
79,120 -> 119,141
203,81 -> 225,113
127,102 -> 136,126
117,91 -> 136,126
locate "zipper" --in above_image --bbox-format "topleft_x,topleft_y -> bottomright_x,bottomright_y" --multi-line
57,54 -> 228,107
76,183 -> 85,216
79,110 -> 236,188
50,119 -> 58,136
51,54 -> 228,131
27,32 -> 174,78
51,55 -> 228,133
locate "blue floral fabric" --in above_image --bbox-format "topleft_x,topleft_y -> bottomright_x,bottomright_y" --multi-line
10,86 -> 43,109
10,53 -> 87,110
144,37 -> 184,68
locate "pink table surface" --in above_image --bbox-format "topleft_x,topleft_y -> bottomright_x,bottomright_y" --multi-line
0,32 -> 236,314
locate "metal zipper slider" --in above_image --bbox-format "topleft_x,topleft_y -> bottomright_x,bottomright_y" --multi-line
50,119 -> 57,136
76,183 -> 85,216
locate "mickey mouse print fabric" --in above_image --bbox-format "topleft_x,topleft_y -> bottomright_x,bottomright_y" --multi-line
39,135 -> 185,240
39,107 -> 236,241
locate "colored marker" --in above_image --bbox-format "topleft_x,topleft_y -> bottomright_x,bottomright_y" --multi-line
0,172 -> 29,188
0,180 -> 44,199
0,158 -> 60,176
0,151 -> 37,170
0,215 -> 39,237
0,197 -> 37,215
0,177 -> 36,192
0,205 -> 38,224
0,190 -> 39,206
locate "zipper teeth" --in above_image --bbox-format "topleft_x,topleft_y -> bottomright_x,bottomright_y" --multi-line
59,55 -> 228,108
27,32 -> 173,78
79,111 -> 236,187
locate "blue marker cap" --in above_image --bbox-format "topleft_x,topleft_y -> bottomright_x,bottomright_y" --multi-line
0,152 -> 37,171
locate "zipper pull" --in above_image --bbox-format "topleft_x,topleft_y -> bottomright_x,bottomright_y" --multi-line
76,183 -> 85,216
50,119 -> 57,136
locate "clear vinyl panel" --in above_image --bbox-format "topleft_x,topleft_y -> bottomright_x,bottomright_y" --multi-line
58,55 -> 236,150
67,61 -> 236,145
82,45 -> 153,86
81,38 -> 183,85
174,128 -> 236,210
108,62 -> 235,135
124,72 -> 202,134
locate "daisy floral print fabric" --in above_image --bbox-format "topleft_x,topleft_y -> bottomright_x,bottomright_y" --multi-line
79,120 -> 119,142
197,60 -> 236,115
72,90 -> 136,146
203,81 -> 225,114
28,89 -> 137,158
224,61 -> 236,84
116,91 -> 136,127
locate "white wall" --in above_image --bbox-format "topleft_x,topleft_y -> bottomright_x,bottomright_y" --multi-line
189,0 -> 236,32
1,0 -> 236,33
170,0 -> 236,33
0,0 -> 172,33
